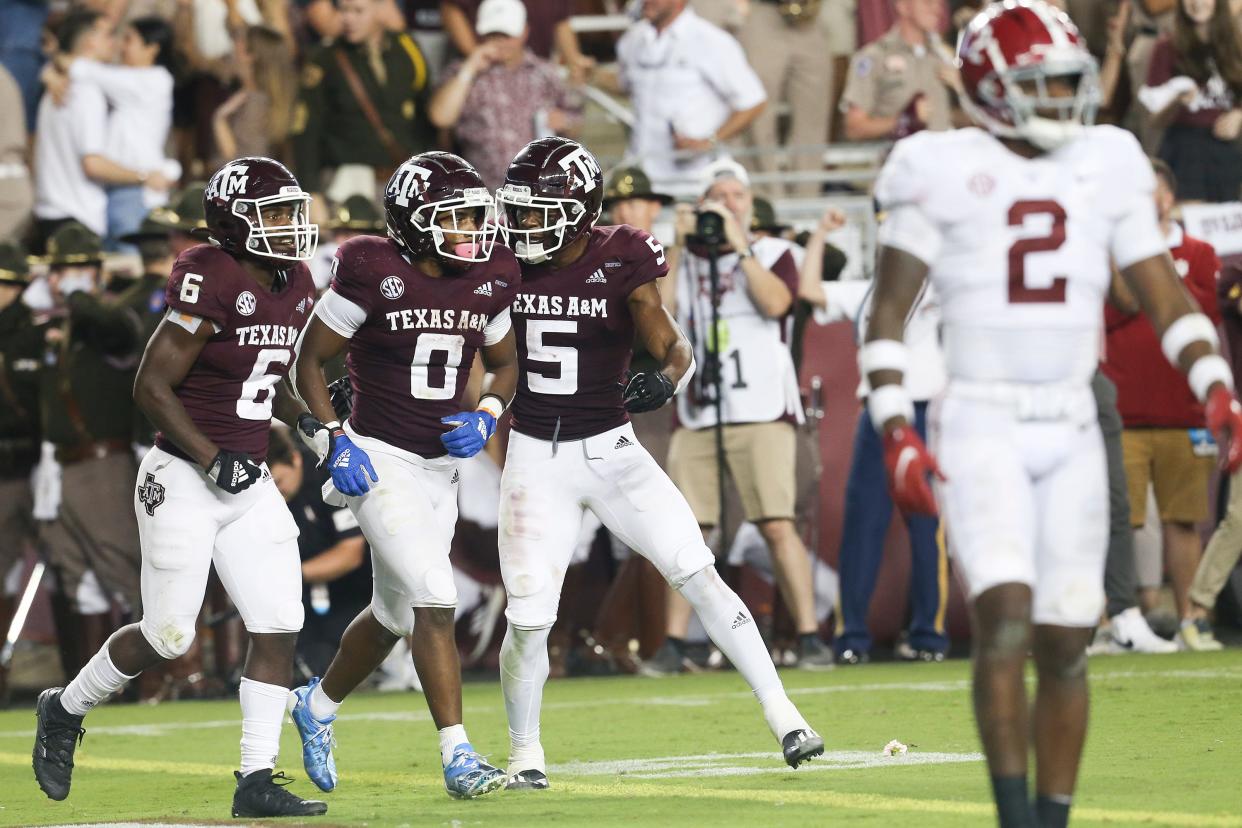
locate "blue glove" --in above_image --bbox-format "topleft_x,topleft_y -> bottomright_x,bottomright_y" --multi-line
328,429 -> 379,496
440,411 -> 496,458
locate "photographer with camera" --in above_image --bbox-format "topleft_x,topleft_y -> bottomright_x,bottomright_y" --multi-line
645,160 -> 833,674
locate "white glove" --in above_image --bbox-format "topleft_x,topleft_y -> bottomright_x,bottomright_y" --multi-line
31,441 -> 63,521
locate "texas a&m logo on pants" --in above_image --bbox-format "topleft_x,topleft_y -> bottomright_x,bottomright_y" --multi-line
137,472 -> 166,516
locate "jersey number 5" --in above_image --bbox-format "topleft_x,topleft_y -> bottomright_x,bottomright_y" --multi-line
1008,200 -> 1067,304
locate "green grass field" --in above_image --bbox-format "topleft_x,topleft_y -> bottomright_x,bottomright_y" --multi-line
1,652 -> 1240,827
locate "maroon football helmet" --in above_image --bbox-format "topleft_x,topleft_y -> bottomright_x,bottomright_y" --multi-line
204,157 -> 317,264
497,137 -> 604,264
957,0 -> 1099,151
384,152 -> 497,264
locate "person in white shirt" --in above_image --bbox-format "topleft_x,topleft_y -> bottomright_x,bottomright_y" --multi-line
615,0 -> 767,196
799,207 -> 949,666
34,11 -> 172,249
65,16 -> 176,250
645,159 -> 833,674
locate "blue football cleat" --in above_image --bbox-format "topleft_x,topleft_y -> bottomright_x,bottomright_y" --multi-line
443,743 -> 505,799
288,678 -> 337,792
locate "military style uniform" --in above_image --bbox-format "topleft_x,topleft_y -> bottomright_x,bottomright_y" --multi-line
840,25 -> 954,135
32,224 -> 142,623
292,33 -> 433,194
0,243 -> 38,590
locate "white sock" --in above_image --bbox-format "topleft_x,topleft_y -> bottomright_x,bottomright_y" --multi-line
500,623 -> 550,772
678,567 -> 810,740
439,723 -> 468,766
61,638 -> 137,716
307,682 -> 340,720
239,678 -> 288,776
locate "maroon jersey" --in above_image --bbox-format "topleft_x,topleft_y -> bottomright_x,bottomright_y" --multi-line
326,235 -> 520,457
510,224 -> 667,441
158,246 -> 316,462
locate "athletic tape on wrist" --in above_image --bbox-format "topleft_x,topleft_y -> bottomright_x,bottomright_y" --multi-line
477,394 -> 505,419
1161,313 -> 1219,366
858,339 -> 910,377
676,357 -> 696,395
868,384 -> 914,431
1188,354 -> 1234,402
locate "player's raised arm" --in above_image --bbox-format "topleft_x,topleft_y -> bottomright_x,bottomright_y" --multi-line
1120,252 -> 1242,470
625,280 -> 694,413
134,315 -> 218,468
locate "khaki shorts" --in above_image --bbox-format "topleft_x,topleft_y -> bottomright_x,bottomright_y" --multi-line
1122,428 -> 1214,526
0,476 -> 35,586
668,421 -> 797,526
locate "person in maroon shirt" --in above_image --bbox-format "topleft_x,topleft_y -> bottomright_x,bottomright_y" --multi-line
1104,158 -> 1222,639
291,152 -> 518,800
1141,0 -> 1242,201
32,157 -> 329,819
491,137 -> 822,791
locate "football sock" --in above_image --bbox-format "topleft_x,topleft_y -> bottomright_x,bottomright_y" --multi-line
664,635 -> 686,654
678,567 -> 809,739
307,682 -> 341,720
1035,793 -> 1071,828
798,633 -> 820,650
991,775 -> 1036,828
438,724 -> 469,766
61,637 -> 137,716
239,678 -> 288,776
500,623 -> 551,772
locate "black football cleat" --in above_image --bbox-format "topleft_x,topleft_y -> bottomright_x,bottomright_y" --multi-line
782,729 -> 825,769
505,769 -> 550,790
231,769 -> 328,818
33,688 -> 85,801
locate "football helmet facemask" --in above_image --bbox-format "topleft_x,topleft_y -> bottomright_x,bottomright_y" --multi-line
384,152 -> 497,266
497,137 -> 604,264
204,157 -> 317,264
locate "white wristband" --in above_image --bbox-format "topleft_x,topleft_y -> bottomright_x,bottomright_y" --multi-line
858,338 -> 910,376
1162,313 -> 1219,366
868,384 -> 915,431
477,394 -> 506,419
1188,354 -> 1234,402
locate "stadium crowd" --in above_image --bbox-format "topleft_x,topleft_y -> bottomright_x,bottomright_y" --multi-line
1,0 -> 1242,709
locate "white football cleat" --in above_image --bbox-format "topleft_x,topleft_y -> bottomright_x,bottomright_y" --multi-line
1108,607 -> 1178,654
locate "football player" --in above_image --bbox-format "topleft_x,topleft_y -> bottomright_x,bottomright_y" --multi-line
492,137 -> 822,790
33,158 -> 328,818
862,4 -> 1242,828
289,152 -> 518,800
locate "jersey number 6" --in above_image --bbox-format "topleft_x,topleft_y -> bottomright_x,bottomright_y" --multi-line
1008,200 -> 1067,304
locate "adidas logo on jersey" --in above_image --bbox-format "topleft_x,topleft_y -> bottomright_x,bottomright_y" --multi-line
614,435 -> 634,449
731,611 -> 751,630
474,282 -> 493,296
450,469 -> 460,484
296,296 -> 312,314
586,269 -> 607,285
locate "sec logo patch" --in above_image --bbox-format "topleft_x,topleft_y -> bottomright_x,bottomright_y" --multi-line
235,291 -> 257,316
381,275 -> 405,300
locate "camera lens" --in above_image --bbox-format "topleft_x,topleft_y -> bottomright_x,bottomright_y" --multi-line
695,211 -> 725,243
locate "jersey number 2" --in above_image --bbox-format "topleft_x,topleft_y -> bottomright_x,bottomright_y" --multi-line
1008,200 -> 1067,304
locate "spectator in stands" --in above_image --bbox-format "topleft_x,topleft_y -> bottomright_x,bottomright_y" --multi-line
1181,251 -> 1242,651
603,165 -> 673,236
429,0 -> 582,189
799,207 -> 950,664
292,0 -> 433,203
210,25 -> 296,171
615,0 -> 766,195
0,0 -> 48,131
32,11 -> 116,245
0,64 -> 31,242
1103,159 -> 1221,646
440,0 -> 593,82
0,240 -> 37,701
740,0 -> 834,197
1141,0 -> 1242,201
148,181 -> 209,255
299,0 -> 405,41
44,16 -> 177,250
647,160 -> 833,674
841,0 -> 958,141
266,428 -> 369,678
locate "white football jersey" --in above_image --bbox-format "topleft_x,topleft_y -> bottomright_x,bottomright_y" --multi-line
875,126 -> 1167,385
